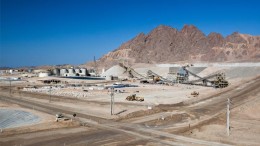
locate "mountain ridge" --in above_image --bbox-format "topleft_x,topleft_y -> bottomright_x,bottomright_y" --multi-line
87,24 -> 260,68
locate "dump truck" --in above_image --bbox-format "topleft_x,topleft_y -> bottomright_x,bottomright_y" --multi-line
126,94 -> 144,101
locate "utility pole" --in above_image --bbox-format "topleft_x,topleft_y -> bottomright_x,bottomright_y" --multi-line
227,98 -> 230,136
49,86 -> 52,103
110,88 -> 115,115
9,79 -> 12,96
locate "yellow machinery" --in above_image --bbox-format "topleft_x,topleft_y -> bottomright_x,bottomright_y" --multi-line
126,94 -> 144,102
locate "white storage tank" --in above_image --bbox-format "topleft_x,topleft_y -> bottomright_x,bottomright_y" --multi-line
60,69 -> 68,76
53,68 -> 60,76
75,69 -> 80,74
68,68 -> 75,74
80,68 -> 87,76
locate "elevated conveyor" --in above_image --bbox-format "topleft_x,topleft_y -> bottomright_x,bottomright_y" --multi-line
119,63 -> 147,79
147,70 -> 169,82
182,67 -> 229,88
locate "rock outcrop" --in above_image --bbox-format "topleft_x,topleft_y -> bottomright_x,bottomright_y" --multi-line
89,25 -> 260,68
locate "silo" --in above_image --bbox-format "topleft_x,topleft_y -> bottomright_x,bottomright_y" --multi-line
68,68 -> 74,74
75,69 -> 80,74
60,69 -> 68,76
53,68 -> 60,76
80,68 -> 87,76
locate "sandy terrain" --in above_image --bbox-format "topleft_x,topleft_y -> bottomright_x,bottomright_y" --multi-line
0,100 -> 80,137
187,90 -> 260,146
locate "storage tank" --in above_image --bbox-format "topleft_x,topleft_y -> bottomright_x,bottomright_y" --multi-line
75,69 -> 80,74
53,68 -> 60,76
60,69 -> 68,76
80,68 -> 87,76
68,68 -> 74,74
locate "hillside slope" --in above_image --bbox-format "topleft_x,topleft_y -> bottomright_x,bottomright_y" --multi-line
89,25 -> 260,68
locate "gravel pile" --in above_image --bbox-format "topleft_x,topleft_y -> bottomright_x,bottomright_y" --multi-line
135,67 -> 169,78
101,65 -> 126,77
197,66 -> 260,79
188,67 -> 207,74
224,67 -> 260,79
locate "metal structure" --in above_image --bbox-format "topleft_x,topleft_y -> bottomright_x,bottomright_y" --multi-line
118,63 -> 228,88
80,68 -> 87,76
146,70 -> 174,83
60,69 -> 68,76
175,67 -> 189,83
52,68 -> 60,76
68,68 -> 75,74
147,70 -> 166,81
75,69 -> 81,74
181,67 -> 229,88
119,63 -> 146,79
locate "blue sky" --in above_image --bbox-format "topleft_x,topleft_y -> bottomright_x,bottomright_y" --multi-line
1,0 -> 260,67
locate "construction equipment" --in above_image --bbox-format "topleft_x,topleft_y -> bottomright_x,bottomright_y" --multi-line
147,70 -> 165,80
181,67 -> 229,88
191,91 -> 199,97
176,67 -> 189,83
119,63 -> 173,84
147,70 -> 173,83
126,94 -> 144,102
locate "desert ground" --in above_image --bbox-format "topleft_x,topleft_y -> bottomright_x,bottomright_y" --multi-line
0,63 -> 259,146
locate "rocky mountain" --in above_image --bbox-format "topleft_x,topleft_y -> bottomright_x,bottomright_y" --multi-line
90,25 -> 260,68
